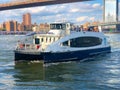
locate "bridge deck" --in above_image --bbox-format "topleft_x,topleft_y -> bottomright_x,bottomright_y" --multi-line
0,0 -> 91,11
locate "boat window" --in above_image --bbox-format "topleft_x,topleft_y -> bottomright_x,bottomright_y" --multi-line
54,37 -> 55,41
41,38 -> 43,42
35,38 -> 40,44
62,37 -> 102,47
62,24 -> 66,30
62,41 -> 69,46
46,38 -> 48,42
70,37 -> 102,47
50,24 -> 66,30
49,37 -> 51,42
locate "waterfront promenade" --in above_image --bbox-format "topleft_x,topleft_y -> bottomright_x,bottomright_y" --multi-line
0,31 -> 28,35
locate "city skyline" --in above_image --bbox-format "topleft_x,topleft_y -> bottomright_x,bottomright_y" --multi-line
0,13 -> 51,32
0,0 -> 120,24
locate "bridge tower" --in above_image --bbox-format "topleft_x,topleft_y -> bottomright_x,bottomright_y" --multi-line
103,0 -> 119,31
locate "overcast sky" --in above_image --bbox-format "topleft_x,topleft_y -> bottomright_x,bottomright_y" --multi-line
0,0 -> 119,24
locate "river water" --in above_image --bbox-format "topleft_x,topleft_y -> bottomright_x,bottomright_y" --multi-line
0,34 -> 120,90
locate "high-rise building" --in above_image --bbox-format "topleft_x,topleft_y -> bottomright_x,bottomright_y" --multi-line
39,23 -> 50,32
23,13 -> 31,26
5,20 -> 18,32
0,24 -> 3,29
17,23 -> 24,31
13,20 -> 18,32
103,0 -> 118,22
23,13 -> 32,31
5,21 -> 14,32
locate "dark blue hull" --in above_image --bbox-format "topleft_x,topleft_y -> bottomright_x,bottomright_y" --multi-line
42,47 -> 111,63
14,51 -> 43,62
14,47 -> 111,63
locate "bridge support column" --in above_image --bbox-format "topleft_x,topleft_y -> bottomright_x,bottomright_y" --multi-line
116,24 -> 120,31
98,26 -> 102,32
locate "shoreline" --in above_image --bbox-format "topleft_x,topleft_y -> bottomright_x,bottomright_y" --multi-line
103,31 -> 120,34
0,31 -> 29,35
1,31 -> 120,35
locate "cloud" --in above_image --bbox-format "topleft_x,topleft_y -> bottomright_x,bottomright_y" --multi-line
69,8 -> 79,13
0,10 -> 21,22
0,1 -> 103,24
21,6 -> 47,14
89,17 -> 95,21
92,3 -> 101,8
69,2 -> 102,13
76,16 -> 96,23
76,16 -> 89,22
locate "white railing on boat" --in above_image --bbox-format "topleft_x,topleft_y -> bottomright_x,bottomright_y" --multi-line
16,43 -> 40,51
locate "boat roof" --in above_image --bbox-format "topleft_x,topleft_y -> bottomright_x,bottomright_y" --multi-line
50,22 -> 73,24
34,31 -> 105,38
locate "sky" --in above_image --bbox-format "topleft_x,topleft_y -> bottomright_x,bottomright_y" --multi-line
0,0 -> 119,25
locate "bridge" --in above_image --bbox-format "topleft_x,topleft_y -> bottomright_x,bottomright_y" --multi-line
90,22 -> 120,26
0,0 -> 92,11
90,22 -> 120,31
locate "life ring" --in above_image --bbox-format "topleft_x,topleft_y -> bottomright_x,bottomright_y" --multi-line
36,45 -> 40,49
19,44 -> 24,48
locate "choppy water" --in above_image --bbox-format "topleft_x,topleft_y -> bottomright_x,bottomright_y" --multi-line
0,34 -> 120,90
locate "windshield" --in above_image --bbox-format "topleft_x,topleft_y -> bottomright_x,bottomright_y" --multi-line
50,24 -> 66,30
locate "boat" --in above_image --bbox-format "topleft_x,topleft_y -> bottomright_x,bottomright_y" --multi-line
14,22 -> 111,63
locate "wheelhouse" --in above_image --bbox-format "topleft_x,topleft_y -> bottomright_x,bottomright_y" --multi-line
50,23 -> 72,30
33,22 -> 73,50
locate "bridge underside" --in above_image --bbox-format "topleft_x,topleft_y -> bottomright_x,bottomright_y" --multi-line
0,0 -> 91,11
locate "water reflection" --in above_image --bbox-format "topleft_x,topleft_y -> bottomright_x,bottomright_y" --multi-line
10,52 -> 120,89
14,62 -> 45,82
14,62 -> 90,83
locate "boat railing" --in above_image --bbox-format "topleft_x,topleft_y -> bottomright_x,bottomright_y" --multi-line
16,43 -> 41,51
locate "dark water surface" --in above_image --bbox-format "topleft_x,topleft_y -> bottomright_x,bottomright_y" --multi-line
0,34 -> 120,90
